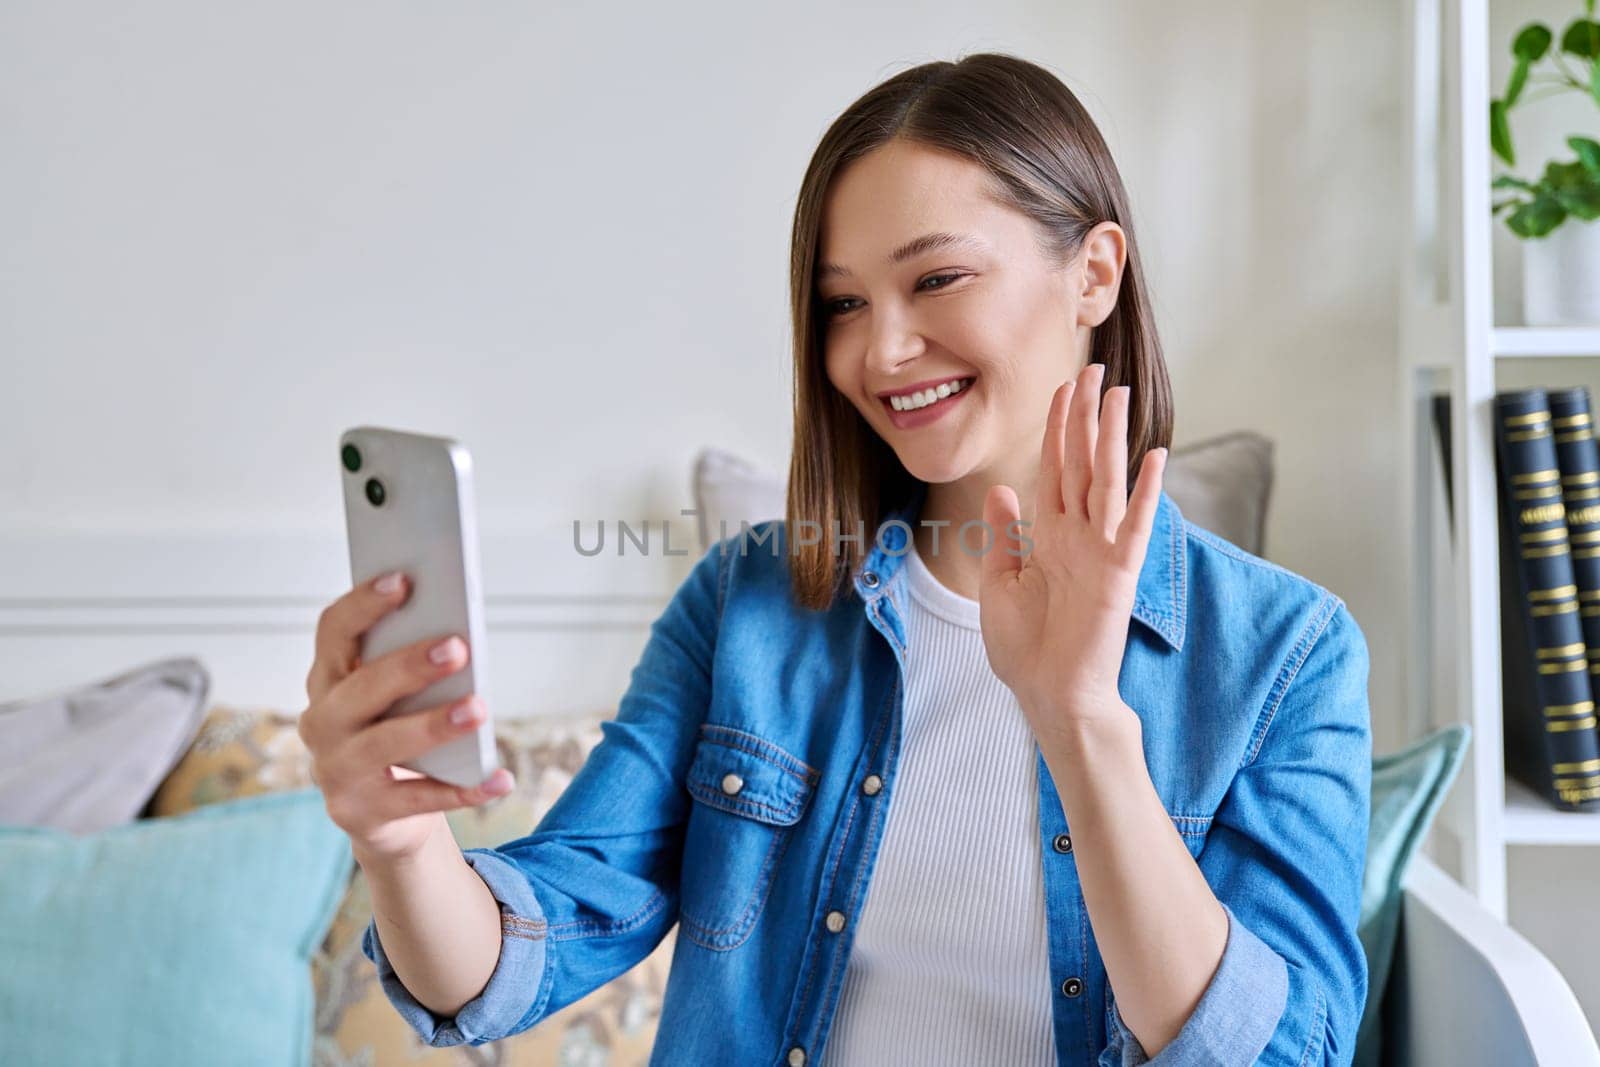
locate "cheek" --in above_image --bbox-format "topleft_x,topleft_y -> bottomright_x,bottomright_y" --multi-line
949,286 -> 1033,347
947,286 -> 1070,384
923,295 -> 1018,382
821,338 -> 853,393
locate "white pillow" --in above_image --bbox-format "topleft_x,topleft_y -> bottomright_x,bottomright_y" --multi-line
692,447 -> 786,549
0,657 -> 210,832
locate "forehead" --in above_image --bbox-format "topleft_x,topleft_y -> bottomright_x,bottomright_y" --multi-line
818,141 -> 1011,267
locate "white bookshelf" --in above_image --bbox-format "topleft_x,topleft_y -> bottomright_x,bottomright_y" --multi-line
1402,0 -> 1600,926
1505,779 -> 1600,845
1494,328 -> 1600,357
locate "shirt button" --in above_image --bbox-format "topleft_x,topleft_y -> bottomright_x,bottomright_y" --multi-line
787,1048 -> 807,1066
1052,832 -> 1073,853
862,774 -> 883,796
861,570 -> 880,588
1061,977 -> 1083,997
825,910 -> 847,933
720,773 -> 744,796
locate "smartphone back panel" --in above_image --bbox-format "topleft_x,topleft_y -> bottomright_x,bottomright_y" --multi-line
339,426 -> 497,788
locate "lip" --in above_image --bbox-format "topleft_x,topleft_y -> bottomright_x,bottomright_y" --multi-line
880,375 -> 975,431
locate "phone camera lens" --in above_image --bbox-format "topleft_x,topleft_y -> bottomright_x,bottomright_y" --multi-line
365,478 -> 386,507
341,444 -> 362,472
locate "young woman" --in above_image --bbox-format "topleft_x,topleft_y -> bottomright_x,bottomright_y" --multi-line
300,53 -> 1371,1067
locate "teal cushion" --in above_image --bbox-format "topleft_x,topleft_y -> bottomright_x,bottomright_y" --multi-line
1354,723 -> 1471,1067
0,788 -> 353,1066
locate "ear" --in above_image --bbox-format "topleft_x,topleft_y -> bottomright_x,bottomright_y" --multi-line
1074,221 -> 1127,329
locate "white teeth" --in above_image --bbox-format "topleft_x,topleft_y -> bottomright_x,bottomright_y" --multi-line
889,377 -> 973,411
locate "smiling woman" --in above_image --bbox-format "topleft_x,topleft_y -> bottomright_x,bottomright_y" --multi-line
351,51 -> 1371,1067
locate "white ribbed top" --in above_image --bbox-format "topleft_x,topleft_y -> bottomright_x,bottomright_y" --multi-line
825,538 -> 1055,1065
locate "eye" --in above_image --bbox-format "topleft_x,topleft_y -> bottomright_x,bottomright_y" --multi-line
817,273 -> 967,320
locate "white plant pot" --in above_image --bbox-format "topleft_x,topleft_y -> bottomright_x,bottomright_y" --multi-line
1522,217 -> 1600,326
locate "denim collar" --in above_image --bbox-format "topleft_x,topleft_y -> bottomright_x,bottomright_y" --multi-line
854,480 -> 1188,652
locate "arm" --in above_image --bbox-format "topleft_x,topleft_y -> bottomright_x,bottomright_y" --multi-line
358,814 -> 505,1019
362,536 -> 728,1046
1041,595 -> 1370,1065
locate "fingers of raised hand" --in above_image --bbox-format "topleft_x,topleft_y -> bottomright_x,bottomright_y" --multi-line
1113,445 -> 1167,569
307,633 -> 470,750
326,768 -> 511,833
306,573 -> 409,703
1037,378 -> 1073,522
1091,384 -> 1131,539
318,697 -> 508,825
382,771 -> 514,821
1061,362 -> 1104,525
356,695 -> 486,778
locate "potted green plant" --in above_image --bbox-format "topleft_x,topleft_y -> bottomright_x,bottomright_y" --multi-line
1490,2 -> 1600,325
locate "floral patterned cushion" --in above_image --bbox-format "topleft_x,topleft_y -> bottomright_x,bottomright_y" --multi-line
149,707 -> 673,1066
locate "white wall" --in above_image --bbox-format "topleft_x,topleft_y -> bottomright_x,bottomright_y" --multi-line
0,0 -> 1410,749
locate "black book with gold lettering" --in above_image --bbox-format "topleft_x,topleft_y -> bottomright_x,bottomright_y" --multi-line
1494,389 -> 1600,811
1547,387 -> 1600,804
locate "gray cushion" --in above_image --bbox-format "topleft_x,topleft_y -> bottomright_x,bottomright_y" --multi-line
1164,430 -> 1274,556
0,657 -> 210,833
693,430 -> 1276,557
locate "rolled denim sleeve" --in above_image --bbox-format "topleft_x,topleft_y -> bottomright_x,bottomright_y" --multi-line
1102,596 -> 1372,1066
360,848 -> 550,1046
1102,901 -> 1288,1065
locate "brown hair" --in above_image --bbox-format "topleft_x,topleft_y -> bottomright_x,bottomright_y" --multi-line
785,52 -> 1174,611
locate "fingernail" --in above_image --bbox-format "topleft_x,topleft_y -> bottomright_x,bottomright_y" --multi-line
483,770 -> 513,796
375,571 -> 403,595
429,637 -> 464,665
449,698 -> 477,726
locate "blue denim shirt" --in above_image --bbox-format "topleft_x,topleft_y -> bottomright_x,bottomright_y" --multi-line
363,484 -> 1372,1066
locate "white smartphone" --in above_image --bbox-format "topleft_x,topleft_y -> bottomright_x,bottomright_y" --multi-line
338,425 -> 499,789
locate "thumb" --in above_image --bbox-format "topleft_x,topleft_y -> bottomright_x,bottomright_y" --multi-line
981,484 -> 1024,596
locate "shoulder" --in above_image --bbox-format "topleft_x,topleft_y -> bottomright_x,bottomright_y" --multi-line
1175,520 -> 1370,769
1183,516 -> 1345,613
1179,518 -> 1365,679
700,518 -> 798,611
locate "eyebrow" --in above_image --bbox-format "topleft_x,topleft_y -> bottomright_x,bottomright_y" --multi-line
816,231 -> 987,280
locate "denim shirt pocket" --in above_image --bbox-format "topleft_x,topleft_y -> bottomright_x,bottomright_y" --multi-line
1170,811 -> 1212,859
678,725 -> 819,950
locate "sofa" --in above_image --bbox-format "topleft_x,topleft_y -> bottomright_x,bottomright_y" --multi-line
151,705 -> 672,1065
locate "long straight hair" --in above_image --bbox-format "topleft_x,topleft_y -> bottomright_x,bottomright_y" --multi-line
786,53 -> 1174,611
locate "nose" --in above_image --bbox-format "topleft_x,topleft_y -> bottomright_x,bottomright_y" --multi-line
863,304 -> 926,378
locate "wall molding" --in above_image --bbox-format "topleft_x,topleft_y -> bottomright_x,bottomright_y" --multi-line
0,525 -> 696,717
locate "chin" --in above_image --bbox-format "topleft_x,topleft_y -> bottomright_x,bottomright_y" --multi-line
894,449 -> 978,487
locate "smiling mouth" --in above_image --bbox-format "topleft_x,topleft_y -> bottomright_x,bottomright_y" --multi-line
878,374 -> 976,429
882,376 -> 976,412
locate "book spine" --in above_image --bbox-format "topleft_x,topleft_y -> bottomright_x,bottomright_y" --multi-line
1494,389 -> 1600,811
1546,387 -> 1600,806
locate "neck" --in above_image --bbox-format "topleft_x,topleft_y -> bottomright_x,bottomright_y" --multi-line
912,462 -> 1041,602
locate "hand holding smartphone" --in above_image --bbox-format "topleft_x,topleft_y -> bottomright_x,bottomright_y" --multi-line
339,426 -> 499,789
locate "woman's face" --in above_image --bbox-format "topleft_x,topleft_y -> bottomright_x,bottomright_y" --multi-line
816,138 -> 1122,489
